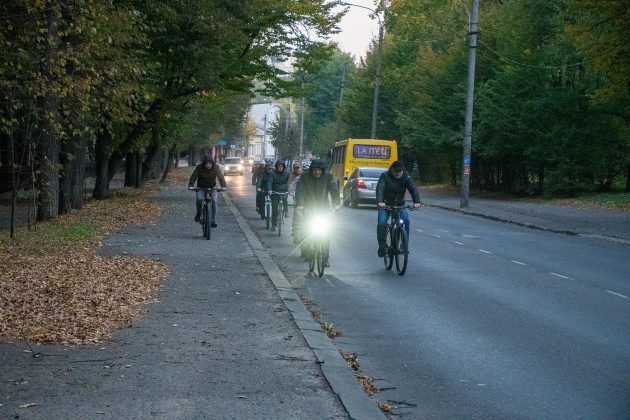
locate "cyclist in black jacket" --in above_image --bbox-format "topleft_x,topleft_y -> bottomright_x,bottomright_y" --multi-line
375,161 -> 421,257
188,155 -> 227,227
267,160 -> 290,231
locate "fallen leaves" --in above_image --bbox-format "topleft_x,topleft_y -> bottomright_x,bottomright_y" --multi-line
0,185 -> 168,345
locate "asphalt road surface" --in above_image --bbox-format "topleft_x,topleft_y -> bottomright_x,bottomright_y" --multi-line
228,172 -> 630,419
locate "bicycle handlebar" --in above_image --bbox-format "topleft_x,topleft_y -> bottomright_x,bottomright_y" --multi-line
383,203 -> 418,211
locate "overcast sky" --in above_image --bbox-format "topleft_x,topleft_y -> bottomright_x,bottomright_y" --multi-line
330,0 -> 380,62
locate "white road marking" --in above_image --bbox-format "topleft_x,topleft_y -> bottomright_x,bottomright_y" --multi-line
606,290 -> 628,299
416,229 -> 424,232
511,260 -> 526,265
437,229 -> 450,233
550,272 -> 571,279
433,235 -> 442,239
478,249 -> 492,254
455,241 -> 464,245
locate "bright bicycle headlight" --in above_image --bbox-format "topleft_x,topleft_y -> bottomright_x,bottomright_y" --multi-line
308,215 -> 330,237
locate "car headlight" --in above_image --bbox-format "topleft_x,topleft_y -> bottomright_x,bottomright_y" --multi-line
236,165 -> 242,170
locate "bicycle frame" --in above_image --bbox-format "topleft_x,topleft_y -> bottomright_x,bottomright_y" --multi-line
383,204 -> 414,275
271,191 -> 289,236
300,209 -> 333,277
191,187 -> 221,240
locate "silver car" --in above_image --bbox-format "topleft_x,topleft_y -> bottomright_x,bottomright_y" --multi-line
342,167 -> 387,208
223,157 -> 243,175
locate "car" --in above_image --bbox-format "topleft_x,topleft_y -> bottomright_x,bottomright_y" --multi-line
223,157 -> 243,175
243,157 -> 255,167
342,167 -> 387,208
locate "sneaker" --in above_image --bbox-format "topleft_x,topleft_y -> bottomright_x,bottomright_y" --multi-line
323,258 -> 330,268
377,247 -> 386,257
210,222 -> 217,228
194,214 -> 201,223
270,225 -> 276,231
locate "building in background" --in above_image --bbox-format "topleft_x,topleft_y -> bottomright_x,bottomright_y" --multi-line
248,102 -> 278,161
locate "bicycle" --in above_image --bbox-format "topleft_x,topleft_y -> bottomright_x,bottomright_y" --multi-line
271,191 -> 289,236
300,209 -> 333,278
264,193 -> 272,230
383,204 -> 415,275
190,187 -> 221,240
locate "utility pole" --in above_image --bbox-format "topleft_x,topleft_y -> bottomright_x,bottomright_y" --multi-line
339,2 -> 384,140
371,20 -> 384,139
262,113 -> 267,161
299,97 -> 304,158
460,0 -> 479,208
337,64 -> 346,142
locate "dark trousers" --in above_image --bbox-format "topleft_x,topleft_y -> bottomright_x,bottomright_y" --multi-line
271,194 -> 288,226
256,190 -> 266,213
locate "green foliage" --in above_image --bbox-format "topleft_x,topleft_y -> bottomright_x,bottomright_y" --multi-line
328,0 -> 629,196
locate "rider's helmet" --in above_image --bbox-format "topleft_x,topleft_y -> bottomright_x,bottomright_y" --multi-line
265,162 -> 274,171
275,160 -> 285,172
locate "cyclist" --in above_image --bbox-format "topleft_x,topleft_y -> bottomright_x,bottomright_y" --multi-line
295,159 -> 340,267
188,155 -> 227,227
267,160 -> 290,231
376,160 -> 421,257
288,161 -> 303,243
256,162 -> 274,220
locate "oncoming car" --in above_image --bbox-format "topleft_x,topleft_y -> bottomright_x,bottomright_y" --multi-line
342,167 -> 387,208
223,157 -> 243,175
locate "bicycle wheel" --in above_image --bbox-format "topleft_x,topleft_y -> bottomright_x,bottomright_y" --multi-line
265,202 -> 271,230
384,225 -> 394,270
395,227 -> 408,275
277,202 -> 283,236
204,202 -> 212,240
315,241 -> 325,277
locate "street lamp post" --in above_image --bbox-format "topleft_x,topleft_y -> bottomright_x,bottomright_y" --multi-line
340,2 -> 384,139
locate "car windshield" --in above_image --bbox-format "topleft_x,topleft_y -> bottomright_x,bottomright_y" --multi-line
359,168 -> 386,178
225,158 -> 241,164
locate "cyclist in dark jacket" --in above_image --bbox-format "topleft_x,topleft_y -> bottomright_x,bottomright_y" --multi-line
188,155 -> 227,227
256,162 -> 274,219
375,160 -> 421,256
295,159 -> 340,267
267,160 -> 290,231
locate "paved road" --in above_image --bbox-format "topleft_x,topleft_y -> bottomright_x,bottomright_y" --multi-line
230,173 -> 630,419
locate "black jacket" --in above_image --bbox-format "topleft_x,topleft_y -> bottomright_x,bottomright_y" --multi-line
188,156 -> 226,189
375,170 -> 420,206
256,168 -> 274,191
267,163 -> 290,193
295,168 -> 339,210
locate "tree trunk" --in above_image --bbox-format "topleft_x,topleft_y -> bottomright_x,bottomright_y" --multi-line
93,123 -> 110,199
141,132 -> 160,182
36,6 -> 60,221
59,135 -> 85,214
160,144 -> 178,183
107,98 -> 162,184
125,152 -> 137,187
135,151 -> 143,188
625,163 -> 630,192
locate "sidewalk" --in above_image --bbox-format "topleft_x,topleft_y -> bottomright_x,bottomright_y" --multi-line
0,183 -> 381,420
421,188 -> 630,244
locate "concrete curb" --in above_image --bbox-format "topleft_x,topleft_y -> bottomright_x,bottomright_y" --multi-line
223,194 -> 384,420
